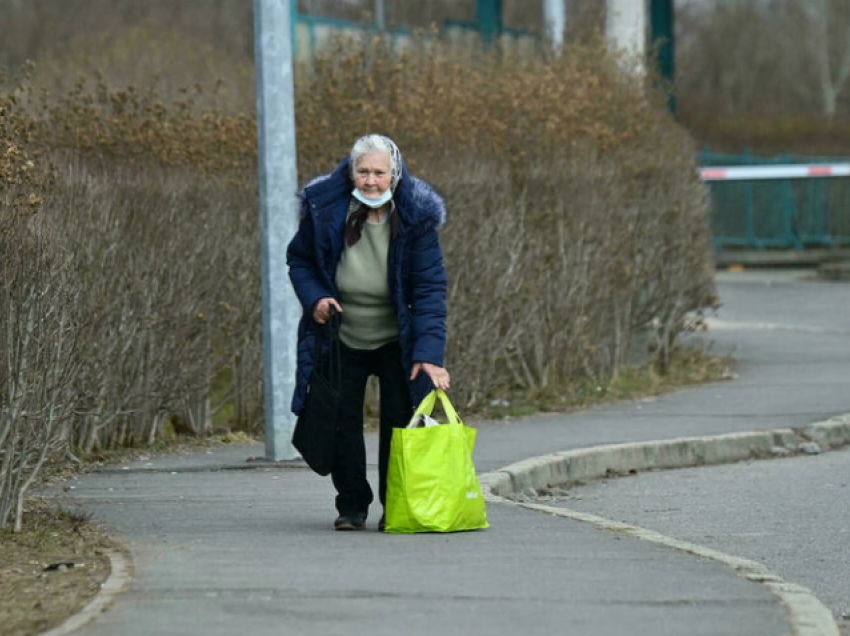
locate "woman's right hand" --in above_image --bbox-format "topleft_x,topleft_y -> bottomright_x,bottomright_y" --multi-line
312,297 -> 343,325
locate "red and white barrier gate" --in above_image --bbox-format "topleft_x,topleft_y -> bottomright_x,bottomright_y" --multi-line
700,164 -> 850,182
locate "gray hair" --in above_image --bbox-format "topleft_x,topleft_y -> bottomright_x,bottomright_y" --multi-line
350,135 -> 403,191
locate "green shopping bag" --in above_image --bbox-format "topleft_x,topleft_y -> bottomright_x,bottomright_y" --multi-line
385,389 -> 489,533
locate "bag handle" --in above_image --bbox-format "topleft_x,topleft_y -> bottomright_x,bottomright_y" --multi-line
312,307 -> 341,389
412,389 -> 461,425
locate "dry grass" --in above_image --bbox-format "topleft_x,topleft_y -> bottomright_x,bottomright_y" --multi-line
364,345 -> 735,427
0,500 -> 117,636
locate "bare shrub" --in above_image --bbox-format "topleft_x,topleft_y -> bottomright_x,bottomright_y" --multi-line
0,0 -> 602,67
40,162 -> 263,451
0,212 -> 79,532
439,147 -> 714,407
293,36 -> 715,406
0,27 -> 713,475
0,0 -> 254,76
0,71 -> 71,532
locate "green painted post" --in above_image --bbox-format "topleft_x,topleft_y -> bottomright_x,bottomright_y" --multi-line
650,0 -> 675,112
476,0 -> 503,45
781,180 -> 801,249
814,179 -> 831,246
804,178 -> 813,245
745,181 -> 756,248
290,0 -> 298,58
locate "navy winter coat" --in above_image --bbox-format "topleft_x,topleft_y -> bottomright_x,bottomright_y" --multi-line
286,156 -> 448,415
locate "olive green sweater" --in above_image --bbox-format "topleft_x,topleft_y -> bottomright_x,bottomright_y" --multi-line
335,210 -> 399,350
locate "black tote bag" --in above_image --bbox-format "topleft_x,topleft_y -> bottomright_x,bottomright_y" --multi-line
292,311 -> 341,476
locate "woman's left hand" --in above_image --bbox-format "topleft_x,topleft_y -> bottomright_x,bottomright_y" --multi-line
411,362 -> 451,391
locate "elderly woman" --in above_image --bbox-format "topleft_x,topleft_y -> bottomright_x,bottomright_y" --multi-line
287,135 -> 450,531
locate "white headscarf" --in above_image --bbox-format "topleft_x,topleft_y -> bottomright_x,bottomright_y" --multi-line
350,134 -> 403,191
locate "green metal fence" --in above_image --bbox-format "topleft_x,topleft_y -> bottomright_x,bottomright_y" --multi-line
702,150 -> 850,250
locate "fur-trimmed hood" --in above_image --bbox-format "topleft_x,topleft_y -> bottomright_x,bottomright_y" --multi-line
298,156 -> 447,232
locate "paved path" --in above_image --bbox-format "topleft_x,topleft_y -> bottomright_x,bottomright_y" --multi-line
63,270 -> 850,636
563,446 -> 850,633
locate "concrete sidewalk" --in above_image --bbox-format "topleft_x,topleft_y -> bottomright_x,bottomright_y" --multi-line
63,271 -> 850,636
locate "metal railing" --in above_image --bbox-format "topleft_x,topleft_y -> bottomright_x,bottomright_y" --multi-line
701,150 -> 850,250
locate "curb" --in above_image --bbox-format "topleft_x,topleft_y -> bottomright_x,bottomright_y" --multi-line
95,459 -> 310,475
39,550 -> 132,636
479,413 -> 850,636
479,414 -> 850,498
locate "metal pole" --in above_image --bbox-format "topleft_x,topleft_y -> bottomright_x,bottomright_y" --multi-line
543,0 -> 566,53
375,0 -> 386,30
253,0 -> 301,461
606,0 -> 647,72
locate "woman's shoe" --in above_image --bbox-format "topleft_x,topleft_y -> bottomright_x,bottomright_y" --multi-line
334,513 -> 366,531
377,514 -> 386,532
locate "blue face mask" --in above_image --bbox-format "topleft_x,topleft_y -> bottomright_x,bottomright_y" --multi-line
352,188 -> 392,209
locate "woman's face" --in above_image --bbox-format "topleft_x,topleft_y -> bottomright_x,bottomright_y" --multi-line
354,152 -> 392,197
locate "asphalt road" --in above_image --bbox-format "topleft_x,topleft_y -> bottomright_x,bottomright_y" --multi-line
561,447 -> 850,633
60,268 -> 848,636
67,466 -> 789,636
551,270 -> 850,634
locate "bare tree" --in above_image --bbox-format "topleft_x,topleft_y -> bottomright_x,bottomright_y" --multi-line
678,0 -> 850,121
806,0 -> 850,118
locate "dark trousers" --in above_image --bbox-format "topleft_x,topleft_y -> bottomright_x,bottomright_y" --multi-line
332,341 -> 413,517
